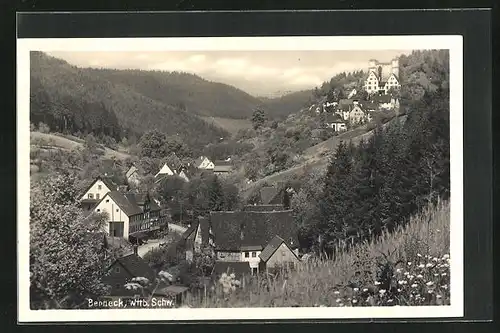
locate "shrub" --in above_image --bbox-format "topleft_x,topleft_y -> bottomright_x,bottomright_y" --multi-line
38,122 -> 50,133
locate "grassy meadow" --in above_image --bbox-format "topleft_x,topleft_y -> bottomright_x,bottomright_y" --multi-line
186,199 -> 450,308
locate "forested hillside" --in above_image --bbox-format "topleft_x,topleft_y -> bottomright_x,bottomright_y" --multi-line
30,51 -> 228,151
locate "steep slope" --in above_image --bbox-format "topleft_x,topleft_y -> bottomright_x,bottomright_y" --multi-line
30,52 -> 228,150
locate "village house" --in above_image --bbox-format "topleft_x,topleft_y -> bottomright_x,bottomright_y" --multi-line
364,58 -> 401,95
208,210 -> 300,275
125,164 -> 142,187
249,185 -> 293,209
194,156 -> 215,170
213,160 -> 233,176
259,235 -> 301,273
371,93 -> 400,110
348,104 -> 367,124
155,162 -> 175,178
93,190 -> 168,243
324,114 -> 347,132
102,246 -> 158,297
79,176 -> 120,211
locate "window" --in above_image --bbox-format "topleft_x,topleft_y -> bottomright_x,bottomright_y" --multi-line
116,209 -> 119,212
252,267 -> 258,275
98,185 -> 102,190
88,193 -> 94,199
96,193 -> 100,200
106,199 -> 109,203
96,209 -> 101,212
281,250 -> 286,257
244,252 -> 249,258
252,252 -> 256,258
115,267 -> 120,273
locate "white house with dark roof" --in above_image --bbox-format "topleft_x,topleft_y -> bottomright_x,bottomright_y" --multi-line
194,156 -> 214,170
79,176 -> 119,211
93,191 -> 167,242
125,165 -> 142,186
364,58 -> 401,95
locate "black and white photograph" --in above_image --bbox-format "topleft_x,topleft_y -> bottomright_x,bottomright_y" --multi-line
17,35 -> 463,322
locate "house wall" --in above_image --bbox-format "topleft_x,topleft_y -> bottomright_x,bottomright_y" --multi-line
199,158 -> 214,170
216,251 -> 240,261
265,243 -> 300,269
349,107 -> 366,124
241,250 -> 262,270
81,179 -> 113,201
94,195 -> 130,240
157,164 -> 174,176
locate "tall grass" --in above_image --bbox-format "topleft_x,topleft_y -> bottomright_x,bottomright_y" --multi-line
186,199 -> 450,307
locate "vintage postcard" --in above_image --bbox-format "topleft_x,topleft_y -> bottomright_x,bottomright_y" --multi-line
18,35 -> 463,322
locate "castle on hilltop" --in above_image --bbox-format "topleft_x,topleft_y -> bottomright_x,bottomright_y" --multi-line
364,58 -> 401,95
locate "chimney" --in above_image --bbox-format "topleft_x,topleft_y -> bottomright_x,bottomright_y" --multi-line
133,244 -> 138,256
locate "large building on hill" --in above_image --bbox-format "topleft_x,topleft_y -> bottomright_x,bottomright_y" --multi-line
364,58 -> 401,95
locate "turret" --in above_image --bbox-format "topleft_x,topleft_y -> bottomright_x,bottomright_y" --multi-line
391,58 -> 399,78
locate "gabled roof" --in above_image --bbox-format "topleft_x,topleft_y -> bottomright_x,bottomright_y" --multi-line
259,235 -> 300,263
80,176 -> 118,199
194,156 -> 213,168
124,192 -> 161,212
126,165 -> 138,179
214,165 -> 232,173
100,191 -> 143,216
210,210 -> 299,251
109,252 -> 156,283
259,186 -> 282,205
212,261 -> 251,280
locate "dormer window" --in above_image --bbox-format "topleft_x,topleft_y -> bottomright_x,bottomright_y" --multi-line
98,185 -> 102,190
88,193 -> 94,199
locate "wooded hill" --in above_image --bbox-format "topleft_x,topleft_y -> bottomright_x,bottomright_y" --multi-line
30,52 -> 312,148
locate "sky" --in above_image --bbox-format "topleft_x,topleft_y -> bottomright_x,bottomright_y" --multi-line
46,50 -> 412,97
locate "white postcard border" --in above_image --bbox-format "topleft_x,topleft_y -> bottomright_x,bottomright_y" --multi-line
17,35 -> 464,322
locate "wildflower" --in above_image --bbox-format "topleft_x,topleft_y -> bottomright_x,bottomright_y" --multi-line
419,264 -> 425,268
388,299 -> 393,302
334,290 -> 340,295
398,280 -> 407,285
221,273 -> 227,279
442,285 -> 448,289
441,273 -> 447,276
352,299 -> 358,304
416,294 -> 421,298
407,262 -> 412,266
411,284 -> 418,288
336,298 -> 342,303
363,288 -> 368,292
374,281 -> 381,285
428,289 -> 434,294
417,253 -> 422,257
404,271 -> 410,276
408,275 -> 414,280
416,274 -> 423,279
432,257 -> 438,262
426,281 -> 434,287
353,287 -> 359,292
230,273 -> 236,279
396,268 -> 402,273
443,254 -> 450,259
379,289 -> 386,295
436,295 -> 442,299
397,289 -> 402,292
426,263 -> 433,268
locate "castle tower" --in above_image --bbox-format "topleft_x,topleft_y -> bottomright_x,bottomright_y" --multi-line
368,59 -> 377,73
391,58 -> 399,78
